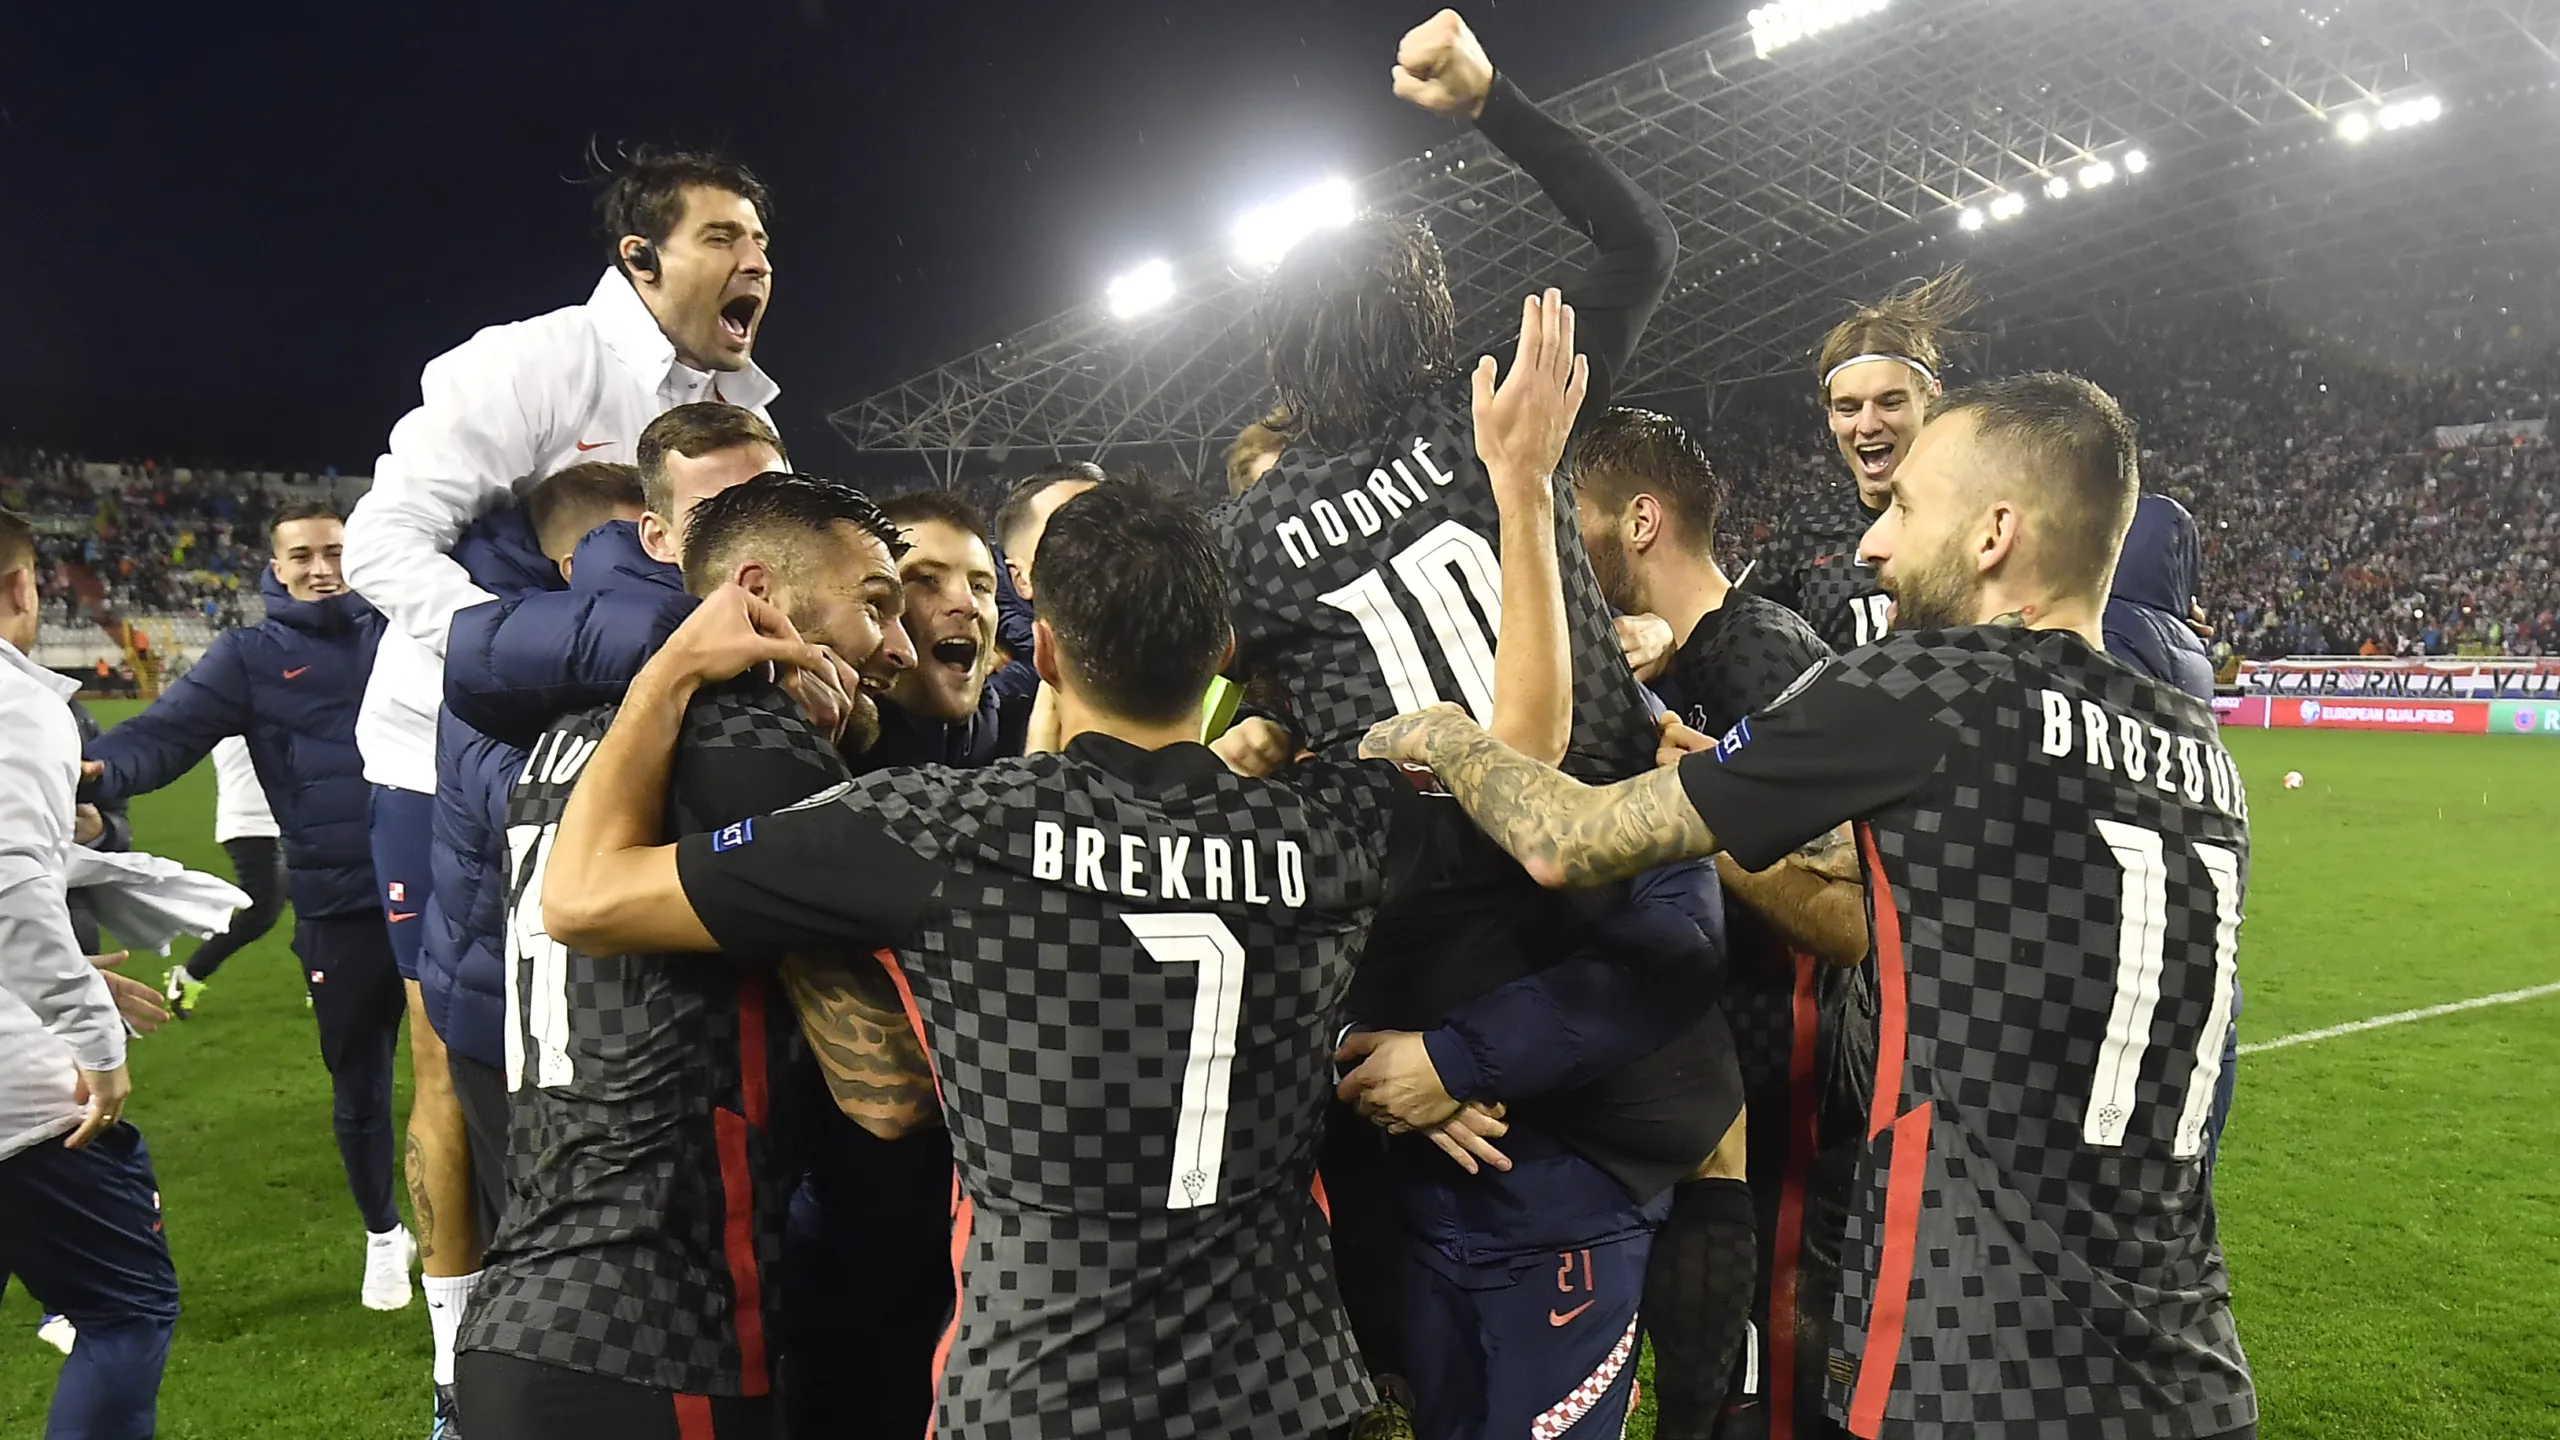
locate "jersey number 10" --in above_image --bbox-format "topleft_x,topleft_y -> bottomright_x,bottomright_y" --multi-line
1318,520 -> 1506,725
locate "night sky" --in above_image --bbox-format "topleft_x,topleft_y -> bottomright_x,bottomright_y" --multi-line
0,0 -> 1731,474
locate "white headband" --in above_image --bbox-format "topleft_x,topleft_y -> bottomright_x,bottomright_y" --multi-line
1822,353 -> 1939,393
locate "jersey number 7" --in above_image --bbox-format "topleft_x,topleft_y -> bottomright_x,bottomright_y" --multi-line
1121,913 -> 1248,1210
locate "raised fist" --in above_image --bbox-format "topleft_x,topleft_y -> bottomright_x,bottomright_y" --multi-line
1393,9 -> 1494,120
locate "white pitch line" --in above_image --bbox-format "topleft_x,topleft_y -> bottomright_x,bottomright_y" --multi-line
2238,982 -> 2560,1055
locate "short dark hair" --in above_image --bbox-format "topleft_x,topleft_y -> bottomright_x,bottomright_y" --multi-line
1930,372 -> 2140,592
878,489 -> 990,544
1032,481 -> 1230,725
681,473 -> 909,598
0,506 -> 33,578
1567,409 -> 1725,549
526,461 -> 645,561
598,145 -> 773,280
992,462 -> 1105,558
269,500 -> 342,540
1258,215 -> 1458,452
635,403 -> 788,516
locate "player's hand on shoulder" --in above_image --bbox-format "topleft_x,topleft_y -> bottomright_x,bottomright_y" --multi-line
1392,9 -> 1494,120
777,644 -> 860,745
1616,613 -> 1674,681
1359,701 -> 1469,767
1210,716 -> 1292,778
1471,288 -> 1589,506
1655,711 -> 1714,767
652,583 -> 831,695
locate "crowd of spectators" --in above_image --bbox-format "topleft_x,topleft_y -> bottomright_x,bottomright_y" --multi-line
0,450 -> 280,633
1705,308 -> 2557,659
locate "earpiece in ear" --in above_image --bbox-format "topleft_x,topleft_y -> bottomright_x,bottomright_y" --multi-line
626,240 -> 661,281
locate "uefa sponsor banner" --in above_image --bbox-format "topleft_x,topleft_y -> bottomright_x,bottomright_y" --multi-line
2490,700 -> 2560,739
2238,657 -> 2560,700
2216,694 -> 2491,733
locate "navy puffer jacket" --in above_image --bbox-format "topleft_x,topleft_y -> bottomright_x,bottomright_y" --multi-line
420,520 -> 690,1064
2104,493 -> 2216,702
85,571 -> 385,918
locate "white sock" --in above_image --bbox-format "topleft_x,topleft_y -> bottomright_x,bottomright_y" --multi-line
422,1271 -> 479,1386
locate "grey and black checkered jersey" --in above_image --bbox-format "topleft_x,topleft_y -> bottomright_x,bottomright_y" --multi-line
1680,626 -> 2255,1440
1740,485 -> 1894,654
463,683 -> 844,1396
1222,385 -> 1657,783
675,736 -> 1491,1440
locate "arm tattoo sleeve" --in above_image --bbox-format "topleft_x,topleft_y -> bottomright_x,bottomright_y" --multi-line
778,952 -> 943,1138
1417,719 -> 1720,887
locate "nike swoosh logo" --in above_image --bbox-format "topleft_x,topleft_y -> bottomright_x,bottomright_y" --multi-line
387,910 -> 418,923
574,440 -> 611,452
1549,1301 -> 1595,1327
282,666 -> 311,680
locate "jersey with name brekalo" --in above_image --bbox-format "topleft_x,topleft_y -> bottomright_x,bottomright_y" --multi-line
1741,485 -> 1892,654
1222,386 -> 1657,782
463,683 -> 839,1395
675,736 -> 1489,1440
1678,626 -> 2255,1440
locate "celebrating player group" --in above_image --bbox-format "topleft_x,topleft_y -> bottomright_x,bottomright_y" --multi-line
6,8 -> 2257,1440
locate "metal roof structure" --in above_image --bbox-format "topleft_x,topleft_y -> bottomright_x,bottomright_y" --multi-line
830,0 -> 2560,484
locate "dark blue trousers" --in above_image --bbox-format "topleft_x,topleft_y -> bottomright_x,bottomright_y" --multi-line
1404,1232 -> 1651,1440
0,1123 -> 179,1439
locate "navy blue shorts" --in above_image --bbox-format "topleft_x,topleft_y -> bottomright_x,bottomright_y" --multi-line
0,1122 -> 180,1327
368,784 -> 436,981
1404,1232 -> 1650,1440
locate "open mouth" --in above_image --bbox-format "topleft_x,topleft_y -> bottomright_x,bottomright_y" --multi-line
718,294 -> 760,344
930,635 -> 981,680
1853,441 -> 1895,478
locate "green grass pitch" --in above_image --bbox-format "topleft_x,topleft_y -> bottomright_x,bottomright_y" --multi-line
6,711 -> 2556,1438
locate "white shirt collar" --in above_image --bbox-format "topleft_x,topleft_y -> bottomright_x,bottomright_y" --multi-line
0,636 -> 80,700
584,268 -> 780,411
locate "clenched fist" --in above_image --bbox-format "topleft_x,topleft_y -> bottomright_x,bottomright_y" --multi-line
1393,9 -> 1495,120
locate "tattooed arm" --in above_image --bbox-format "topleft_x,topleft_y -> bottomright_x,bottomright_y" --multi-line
1716,824 -> 1869,967
777,953 -> 942,1139
1362,704 -> 1718,888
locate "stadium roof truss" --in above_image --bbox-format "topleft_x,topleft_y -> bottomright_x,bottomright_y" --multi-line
832,0 -> 2560,482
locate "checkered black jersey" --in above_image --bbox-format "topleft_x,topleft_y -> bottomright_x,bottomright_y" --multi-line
1740,485 -> 1893,654
1679,626 -> 2255,1440
463,682 -> 844,1396
675,735 -> 1491,1440
1221,386 -> 1658,783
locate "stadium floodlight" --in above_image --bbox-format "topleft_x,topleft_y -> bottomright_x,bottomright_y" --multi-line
1748,0 -> 1893,60
2378,94 -> 2443,130
1105,259 -> 1176,320
2043,175 -> 2072,200
2078,159 -> 2117,189
2124,148 -> 2149,174
1230,177 -> 1358,273
1988,192 -> 2028,221
2335,111 -> 2374,142
1957,206 -> 1986,232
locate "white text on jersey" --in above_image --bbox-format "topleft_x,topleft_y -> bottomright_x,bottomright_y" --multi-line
2035,689 -> 2248,821
1031,820 -> 1308,908
1275,436 -> 1460,569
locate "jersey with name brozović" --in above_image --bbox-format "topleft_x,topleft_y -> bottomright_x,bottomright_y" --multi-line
463,682 -> 839,1396
675,736 -> 1487,1440
1742,485 -> 1893,654
1222,386 -> 1658,783
1678,626 -> 2255,1440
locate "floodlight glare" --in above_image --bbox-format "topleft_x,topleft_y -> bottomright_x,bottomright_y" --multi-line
2123,148 -> 2149,174
1957,206 -> 1986,232
1749,0 -> 1893,60
1230,177 -> 1358,272
2335,111 -> 2373,142
1105,259 -> 1176,320
1989,192 -> 2027,220
2078,160 -> 2116,189
2378,95 -> 2443,131
2044,175 -> 2072,200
